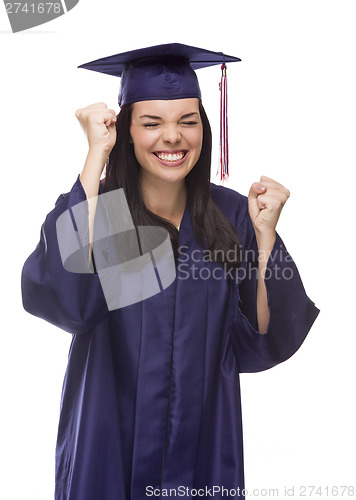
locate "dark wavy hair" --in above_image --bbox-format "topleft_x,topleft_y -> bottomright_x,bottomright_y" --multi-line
103,100 -> 242,270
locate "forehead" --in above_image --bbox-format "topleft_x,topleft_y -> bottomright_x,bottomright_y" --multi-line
131,98 -> 200,119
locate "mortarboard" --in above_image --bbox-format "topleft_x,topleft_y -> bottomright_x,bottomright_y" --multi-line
78,43 -> 241,182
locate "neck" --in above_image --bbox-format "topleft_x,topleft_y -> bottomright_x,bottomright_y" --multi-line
139,170 -> 187,226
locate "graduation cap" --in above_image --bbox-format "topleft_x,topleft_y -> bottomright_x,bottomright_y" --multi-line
78,43 -> 241,182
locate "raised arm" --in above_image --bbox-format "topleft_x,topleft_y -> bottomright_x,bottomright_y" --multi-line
76,103 -> 117,263
248,176 -> 290,333
228,177 -> 319,373
21,103 -> 117,335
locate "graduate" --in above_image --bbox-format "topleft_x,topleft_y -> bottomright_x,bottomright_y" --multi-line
21,43 -> 320,499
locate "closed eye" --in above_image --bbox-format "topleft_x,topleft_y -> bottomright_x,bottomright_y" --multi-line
143,123 -> 160,128
143,121 -> 198,128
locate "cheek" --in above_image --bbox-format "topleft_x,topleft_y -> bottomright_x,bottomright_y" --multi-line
131,128 -> 157,155
190,127 -> 203,154
130,133 -> 149,162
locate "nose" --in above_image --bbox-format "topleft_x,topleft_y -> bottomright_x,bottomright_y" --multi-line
162,124 -> 181,144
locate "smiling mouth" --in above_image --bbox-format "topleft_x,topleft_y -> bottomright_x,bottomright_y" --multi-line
153,151 -> 188,163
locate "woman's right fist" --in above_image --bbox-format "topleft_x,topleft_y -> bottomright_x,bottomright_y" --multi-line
75,103 -> 117,155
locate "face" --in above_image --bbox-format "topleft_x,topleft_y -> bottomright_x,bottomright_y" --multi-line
130,98 -> 203,185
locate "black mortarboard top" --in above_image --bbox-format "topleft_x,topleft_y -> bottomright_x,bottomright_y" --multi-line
78,43 -> 241,106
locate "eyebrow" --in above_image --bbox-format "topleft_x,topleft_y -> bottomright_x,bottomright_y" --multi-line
139,112 -> 199,120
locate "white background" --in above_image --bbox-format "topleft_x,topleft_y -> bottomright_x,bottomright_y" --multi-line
1,1 -> 355,498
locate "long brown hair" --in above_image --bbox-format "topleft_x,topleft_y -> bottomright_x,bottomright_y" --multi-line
103,101 -> 242,270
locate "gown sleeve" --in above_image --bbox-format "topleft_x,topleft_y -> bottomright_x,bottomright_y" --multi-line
21,175 -> 109,335
229,202 -> 320,373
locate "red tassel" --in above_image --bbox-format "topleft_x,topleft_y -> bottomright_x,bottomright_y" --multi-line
219,63 -> 229,184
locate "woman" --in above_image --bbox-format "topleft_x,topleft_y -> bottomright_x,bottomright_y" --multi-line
21,44 -> 319,499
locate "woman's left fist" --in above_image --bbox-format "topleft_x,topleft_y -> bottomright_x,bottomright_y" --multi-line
248,176 -> 290,236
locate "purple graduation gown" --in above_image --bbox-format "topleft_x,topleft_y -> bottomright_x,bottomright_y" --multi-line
21,175 -> 319,499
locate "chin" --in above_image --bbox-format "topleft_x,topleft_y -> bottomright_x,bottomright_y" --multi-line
144,163 -> 192,184
156,172 -> 188,184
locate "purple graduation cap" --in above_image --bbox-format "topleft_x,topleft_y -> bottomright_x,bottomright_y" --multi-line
78,42 -> 241,182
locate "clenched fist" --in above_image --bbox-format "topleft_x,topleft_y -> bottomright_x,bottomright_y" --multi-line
75,102 -> 117,156
248,175 -> 290,237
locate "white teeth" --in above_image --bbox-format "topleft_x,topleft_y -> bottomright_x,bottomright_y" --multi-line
156,152 -> 185,162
